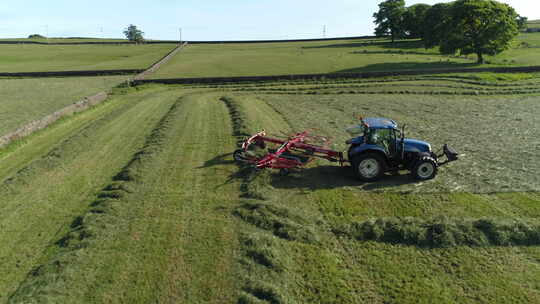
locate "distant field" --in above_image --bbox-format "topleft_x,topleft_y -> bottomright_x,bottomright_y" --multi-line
528,20 -> 540,29
0,44 -> 176,72
0,38 -> 178,43
0,38 -> 128,43
151,38 -> 473,79
151,34 -> 540,79
0,76 -> 128,134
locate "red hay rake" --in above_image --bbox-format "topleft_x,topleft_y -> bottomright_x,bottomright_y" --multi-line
233,130 -> 345,174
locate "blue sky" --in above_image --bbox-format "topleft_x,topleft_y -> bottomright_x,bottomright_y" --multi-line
0,0 -> 538,40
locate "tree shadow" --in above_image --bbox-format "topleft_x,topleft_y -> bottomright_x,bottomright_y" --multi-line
351,50 -> 438,56
335,61 -> 479,73
302,39 -> 425,50
270,165 -> 418,192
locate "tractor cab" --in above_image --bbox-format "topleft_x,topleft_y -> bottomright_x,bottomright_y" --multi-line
345,117 -> 458,181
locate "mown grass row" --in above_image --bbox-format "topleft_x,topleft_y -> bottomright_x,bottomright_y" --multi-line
232,83 -> 540,92
237,88 -> 540,96
335,216 -> 540,248
180,73 -> 540,90
220,94 -> 310,303
7,95 -> 185,303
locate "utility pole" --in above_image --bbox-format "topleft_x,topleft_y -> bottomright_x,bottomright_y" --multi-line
323,25 -> 326,38
179,27 -> 182,45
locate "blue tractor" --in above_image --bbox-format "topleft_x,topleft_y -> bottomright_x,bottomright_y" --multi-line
346,118 -> 458,181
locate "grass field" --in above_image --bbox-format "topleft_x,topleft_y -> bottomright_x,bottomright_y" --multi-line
0,74 -> 538,303
0,76 -> 129,135
149,34 -> 540,79
0,38 -> 179,43
0,38 -> 128,43
528,20 -> 540,29
0,44 -> 176,72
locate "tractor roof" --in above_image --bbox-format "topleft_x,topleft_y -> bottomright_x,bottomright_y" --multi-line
364,118 -> 398,129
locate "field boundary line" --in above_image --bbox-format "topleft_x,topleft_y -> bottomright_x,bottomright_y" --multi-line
133,42 -> 187,81
0,92 -> 108,148
134,65 -> 540,85
0,69 -> 144,78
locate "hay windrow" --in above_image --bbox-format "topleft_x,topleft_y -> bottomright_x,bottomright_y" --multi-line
235,202 -> 319,244
8,96 -> 185,302
220,95 -> 275,200
337,216 -> 540,248
237,233 -> 292,304
220,96 -> 251,139
221,94 -> 314,303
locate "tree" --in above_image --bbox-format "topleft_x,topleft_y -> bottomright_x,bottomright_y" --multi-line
28,34 -> 46,39
422,2 -> 453,49
439,0 -> 520,64
123,24 -> 144,43
403,3 -> 431,39
373,0 -> 406,42
517,16 -> 528,31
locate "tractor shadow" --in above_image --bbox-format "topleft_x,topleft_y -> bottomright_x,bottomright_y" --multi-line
270,165 -> 418,191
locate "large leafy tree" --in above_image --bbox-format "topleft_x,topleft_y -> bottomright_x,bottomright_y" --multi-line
422,2 -> 453,49
441,0 -> 519,64
373,0 -> 406,42
403,3 -> 431,39
123,24 -> 145,43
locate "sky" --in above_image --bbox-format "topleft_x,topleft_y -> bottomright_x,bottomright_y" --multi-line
0,0 -> 538,41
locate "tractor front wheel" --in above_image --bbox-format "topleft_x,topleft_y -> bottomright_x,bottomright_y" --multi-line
351,153 -> 385,182
412,156 -> 438,180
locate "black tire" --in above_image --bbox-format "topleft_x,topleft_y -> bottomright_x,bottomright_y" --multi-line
411,156 -> 438,180
351,153 -> 386,182
233,149 -> 247,163
279,168 -> 290,176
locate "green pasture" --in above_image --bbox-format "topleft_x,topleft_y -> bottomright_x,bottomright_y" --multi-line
0,38 -> 178,43
0,38 -> 127,43
151,34 -> 540,79
0,43 -> 176,72
151,38 -> 473,79
527,20 -> 540,29
0,76 -> 129,135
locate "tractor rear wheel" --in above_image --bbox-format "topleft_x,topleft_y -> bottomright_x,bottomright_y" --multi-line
412,156 -> 438,180
351,153 -> 385,182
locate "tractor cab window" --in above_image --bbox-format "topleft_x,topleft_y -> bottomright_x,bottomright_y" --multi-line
394,128 -> 401,139
366,128 -> 397,155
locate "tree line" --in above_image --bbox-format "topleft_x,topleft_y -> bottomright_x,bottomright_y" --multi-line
373,0 -> 527,63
